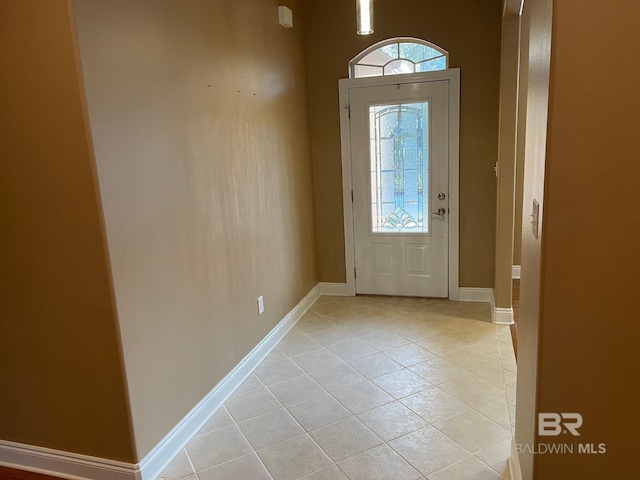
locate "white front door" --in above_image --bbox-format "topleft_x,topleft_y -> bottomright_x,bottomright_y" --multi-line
349,79 -> 451,297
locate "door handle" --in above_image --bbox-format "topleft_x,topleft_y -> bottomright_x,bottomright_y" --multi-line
431,207 -> 446,217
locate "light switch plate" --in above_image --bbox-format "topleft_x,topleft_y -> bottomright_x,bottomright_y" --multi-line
531,199 -> 540,239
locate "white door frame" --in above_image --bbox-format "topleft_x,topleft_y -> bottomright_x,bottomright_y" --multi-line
338,68 -> 460,299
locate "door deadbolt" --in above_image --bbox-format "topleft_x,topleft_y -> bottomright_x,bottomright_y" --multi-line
438,192 -> 446,200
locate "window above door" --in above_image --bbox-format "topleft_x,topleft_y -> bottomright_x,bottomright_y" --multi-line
349,37 -> 448,79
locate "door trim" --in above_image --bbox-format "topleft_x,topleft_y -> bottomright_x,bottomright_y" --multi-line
338,68 -> 460,299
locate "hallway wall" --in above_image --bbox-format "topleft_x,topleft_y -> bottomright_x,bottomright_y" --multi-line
303,0 -> 502,287
533,1 -> 640,477
0,1 -> 134,462
72,0 -> 317,460
494,13 -> 521,309
517,0 -> 640,478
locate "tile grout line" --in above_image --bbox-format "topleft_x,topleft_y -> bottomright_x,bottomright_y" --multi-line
182,445 -> 200,480
275,363 -> 502,476
319,298 -> 514,470
309,299 -> 514,478
179,297 -> 513,480
253,315 -> 432,479
308,303 -> 513,428
233,362 -> 384,479
226,375 -> 277,480
313,299 -> 510,478
424,455 -> 509,480
250,363 -> 342,479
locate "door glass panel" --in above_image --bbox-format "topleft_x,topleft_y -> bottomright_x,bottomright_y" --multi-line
369,102 -> 429,233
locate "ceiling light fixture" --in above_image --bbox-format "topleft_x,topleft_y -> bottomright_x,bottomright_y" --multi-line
356,0 -> 374,35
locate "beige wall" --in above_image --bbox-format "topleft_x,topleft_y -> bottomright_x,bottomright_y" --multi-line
513,56 -> 527,268
533,1 -> 640,477
513,83 -> 526,266
517,0 -> 640,478
504,0 -> 524,271
0,1 -> 134,462
72,0 -> 317,460
494,13 -> 521,308
303,0 -> 502,287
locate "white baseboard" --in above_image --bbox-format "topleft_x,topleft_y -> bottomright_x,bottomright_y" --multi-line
458,288 -> 514,325
508,438 -> 523,480
490,290 -> 515,325
0,441 -> 141,480
492,306 -> 514,325
512,265 -> 521,279
457,287 -> 493,303
0,284 -> 322,480
319,282 -> 348,296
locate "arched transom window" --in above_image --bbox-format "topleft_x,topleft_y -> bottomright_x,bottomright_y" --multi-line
349,37 -> 448,79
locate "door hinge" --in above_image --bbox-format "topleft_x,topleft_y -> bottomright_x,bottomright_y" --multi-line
494,162 -> 498,178
351,190 -> 354,202
354,267 -> 357,279
346,105 -> 351,119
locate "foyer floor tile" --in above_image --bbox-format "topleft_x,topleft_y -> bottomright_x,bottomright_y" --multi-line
357,401 -> 428,441
329,379 -> 394,414
158,295 -> 516,480
309,417 -> 382,462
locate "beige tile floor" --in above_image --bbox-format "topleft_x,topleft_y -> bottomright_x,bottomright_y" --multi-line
159,295 -> 517,480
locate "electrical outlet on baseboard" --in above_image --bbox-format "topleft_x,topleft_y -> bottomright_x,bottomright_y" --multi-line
257,295 -> 264,315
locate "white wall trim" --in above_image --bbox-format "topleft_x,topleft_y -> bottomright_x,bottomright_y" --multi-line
491,289 -> 515,325
0,441 -> 141,480
493,307 -> 515,325
458,287 -> 493,303
458,288 -> 514,324
503,0 -> 525,17
338,68 -> 460,301
319,282 -> 348,296
508,438 -> 523,480
338,77 -> 356,298
0,284 -> 322,480
512,265 -> 521,279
